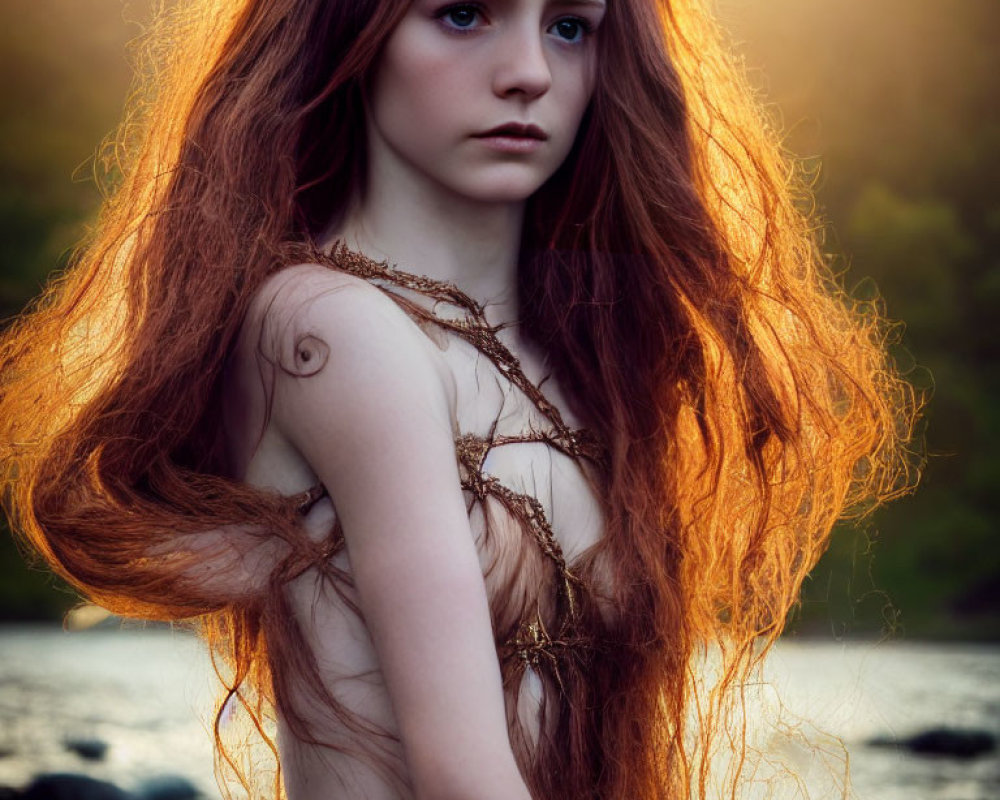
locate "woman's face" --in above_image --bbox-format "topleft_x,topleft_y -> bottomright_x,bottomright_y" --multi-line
366,0 -> 606,205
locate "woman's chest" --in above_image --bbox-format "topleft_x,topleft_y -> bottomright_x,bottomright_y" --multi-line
427,326 -> 607,571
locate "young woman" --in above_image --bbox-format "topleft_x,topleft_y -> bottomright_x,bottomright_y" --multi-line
0,0 -> 916,797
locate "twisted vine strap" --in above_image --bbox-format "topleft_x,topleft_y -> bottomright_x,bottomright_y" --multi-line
280,240 -> 609,687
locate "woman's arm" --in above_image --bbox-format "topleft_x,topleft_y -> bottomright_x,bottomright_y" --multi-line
262,265 -> 532,800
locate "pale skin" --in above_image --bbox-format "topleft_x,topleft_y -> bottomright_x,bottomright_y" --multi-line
222,1 -> 607,797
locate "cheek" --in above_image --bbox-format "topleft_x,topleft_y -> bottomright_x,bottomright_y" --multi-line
553,58 -> 597,131
373,35 -> 468,135
579,54 -> 599,114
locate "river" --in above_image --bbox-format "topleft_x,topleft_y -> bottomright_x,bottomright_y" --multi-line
0,626 -> 996,798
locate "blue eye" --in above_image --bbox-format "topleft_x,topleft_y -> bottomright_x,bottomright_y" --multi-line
439,4 -> 481,29
550,17 -> 591,44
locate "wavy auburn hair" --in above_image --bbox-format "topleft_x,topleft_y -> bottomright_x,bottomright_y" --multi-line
0,0 -> 917,796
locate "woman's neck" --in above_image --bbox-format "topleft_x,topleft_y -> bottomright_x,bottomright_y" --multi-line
321,151 -> 525,329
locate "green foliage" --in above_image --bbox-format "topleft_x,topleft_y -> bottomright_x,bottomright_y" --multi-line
0,521 -> 79,622
0,0 -> 151,318
846,183 -> 973,340
723,0 -> 1000,639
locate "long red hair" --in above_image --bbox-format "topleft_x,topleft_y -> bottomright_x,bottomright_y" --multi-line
0,0 -> 918,796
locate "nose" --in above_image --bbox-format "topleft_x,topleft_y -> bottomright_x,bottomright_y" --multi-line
492,23 -> 552,99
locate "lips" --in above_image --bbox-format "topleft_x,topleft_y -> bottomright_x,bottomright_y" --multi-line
473,123 -> 549,140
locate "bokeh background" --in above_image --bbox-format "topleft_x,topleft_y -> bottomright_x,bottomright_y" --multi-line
2,0 -> 997,640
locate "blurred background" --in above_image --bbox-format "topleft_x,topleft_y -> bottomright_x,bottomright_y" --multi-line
0,1 -> 997,798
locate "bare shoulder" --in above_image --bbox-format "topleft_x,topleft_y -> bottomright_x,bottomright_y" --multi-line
226,262 -> 456,489
240,262 -> 454,407
247,263 -> 442,372
246,260 -> 457,445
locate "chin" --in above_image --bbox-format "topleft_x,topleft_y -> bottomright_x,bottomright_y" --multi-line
469,187 -> 541,205
455,168 -> 553,205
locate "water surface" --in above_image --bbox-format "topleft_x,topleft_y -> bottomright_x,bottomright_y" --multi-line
0,626 -> 996,798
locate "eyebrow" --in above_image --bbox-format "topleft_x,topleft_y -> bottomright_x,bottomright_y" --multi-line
552,0 -> 607,8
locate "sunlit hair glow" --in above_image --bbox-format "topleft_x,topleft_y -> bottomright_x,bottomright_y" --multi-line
0,0 -> 918,797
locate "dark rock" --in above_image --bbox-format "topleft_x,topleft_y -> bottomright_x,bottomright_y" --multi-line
907,727 -> 996,758
22,774 -> 132,800
0,786 -> 21,799
867,726 -> 997,759
61,739 -> 108,762
135,777 -> 200,800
